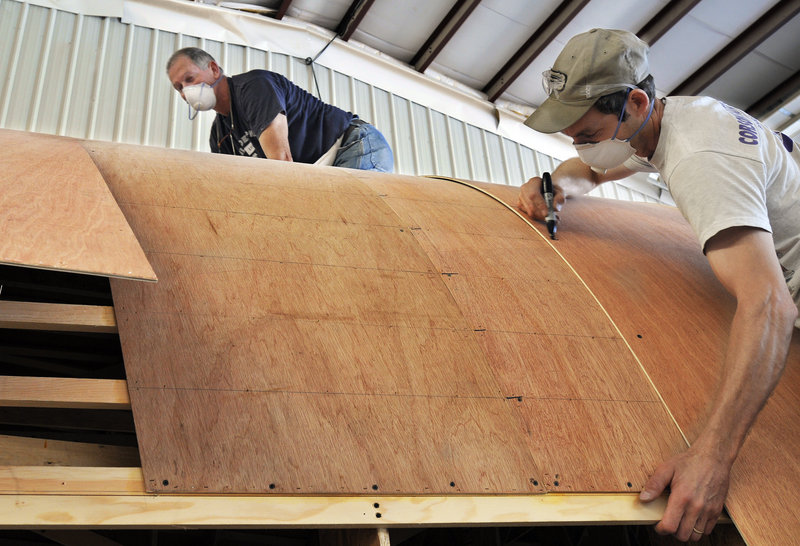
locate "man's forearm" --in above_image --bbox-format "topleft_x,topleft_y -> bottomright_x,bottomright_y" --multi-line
551,158 -> 599,197
552,157 -> 635,197
693,289 -> 796,464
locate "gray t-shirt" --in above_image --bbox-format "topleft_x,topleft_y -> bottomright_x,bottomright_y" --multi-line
624,96 -> 800,323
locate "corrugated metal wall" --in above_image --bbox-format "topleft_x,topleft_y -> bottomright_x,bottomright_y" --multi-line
0,0 -> 666,203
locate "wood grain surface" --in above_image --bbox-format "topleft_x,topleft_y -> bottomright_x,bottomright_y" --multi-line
478,182 -> 800,546
83,140 -> 685,497
0,129 -> 155,281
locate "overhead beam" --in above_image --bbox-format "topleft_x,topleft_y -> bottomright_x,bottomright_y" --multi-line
410,0 -> 481,73
0,301 -> 117,333
0,376 -> 131,410
670,0 -> 800,96
746,69 -> 800,120
273,0 -> 293,20
336,0 -> 376,41
483,0 -> 590,103
636,0 -> 701,45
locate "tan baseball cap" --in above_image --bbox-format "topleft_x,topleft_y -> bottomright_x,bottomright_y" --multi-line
525,28 -> 650,134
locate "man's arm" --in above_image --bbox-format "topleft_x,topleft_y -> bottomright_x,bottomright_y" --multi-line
517,157 -> 634,220
258,113 -> 293,161
640,226 -> 798,542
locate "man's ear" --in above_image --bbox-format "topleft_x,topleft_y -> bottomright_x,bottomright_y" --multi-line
629,88 -> 650,116
209,60 -> 221,78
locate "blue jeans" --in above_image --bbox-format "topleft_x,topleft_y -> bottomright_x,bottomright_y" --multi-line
333,118 -> 394,172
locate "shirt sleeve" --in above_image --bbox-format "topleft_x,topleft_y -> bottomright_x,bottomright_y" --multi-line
668,150 -> 772,252
236,74 -> 285,138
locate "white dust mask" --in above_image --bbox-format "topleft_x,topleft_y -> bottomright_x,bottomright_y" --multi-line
574,91 -> 654,170
183,72 -> 224,120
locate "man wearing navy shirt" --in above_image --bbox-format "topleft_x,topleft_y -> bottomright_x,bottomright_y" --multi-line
167,47 -> 393,172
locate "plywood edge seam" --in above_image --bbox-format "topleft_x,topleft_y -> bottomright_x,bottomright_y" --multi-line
0,376 -> 131,409
0,301 -> 117,333
423,176 -> 689,447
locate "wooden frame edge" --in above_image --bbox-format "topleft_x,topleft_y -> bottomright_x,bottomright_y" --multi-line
0,469 -> 669,528
0,376 -> 131,409
0,493 -> 667,528
0,302 -> 117,333
1,465 -> 670,527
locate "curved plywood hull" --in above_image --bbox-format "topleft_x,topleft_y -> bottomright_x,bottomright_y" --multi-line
1,129 -> 797,544
87,142 -> 683,497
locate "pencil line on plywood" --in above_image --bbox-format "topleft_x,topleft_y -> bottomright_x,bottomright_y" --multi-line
128,385 -> 661,405
142,250 -> 590,283
117,202 -> 409,229
119,200 -> 538,241
127,309 -> 620,341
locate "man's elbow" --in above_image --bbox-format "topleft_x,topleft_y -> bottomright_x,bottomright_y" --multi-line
757,287 -> 797,330
786,297 -> 799,328
737,284 -> 796,329
775,288 -> 798,327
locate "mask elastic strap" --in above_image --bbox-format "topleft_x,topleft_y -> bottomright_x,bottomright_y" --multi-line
610,88 -> 631,141
624,94 -> 655,143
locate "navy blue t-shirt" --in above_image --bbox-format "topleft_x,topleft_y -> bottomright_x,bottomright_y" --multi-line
210,70 -> 353,164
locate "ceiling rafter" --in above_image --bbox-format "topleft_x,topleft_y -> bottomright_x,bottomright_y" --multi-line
636,0 -> 701,45
483,0 -> 589,103
410,0 -> 482,73
336,0 -> 376,41
746,70 -> 800,120
272,0 -> 293,20
670,0 -> 800,97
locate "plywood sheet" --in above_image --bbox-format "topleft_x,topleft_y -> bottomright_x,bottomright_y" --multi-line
134,389 -> 540,495
478,182 -> 800,545
88,140 -> 687,497
0,129 -> 155,281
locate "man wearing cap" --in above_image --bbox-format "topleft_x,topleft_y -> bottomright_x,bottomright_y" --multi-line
518,28 -> 799,542
166,47 -> 393,172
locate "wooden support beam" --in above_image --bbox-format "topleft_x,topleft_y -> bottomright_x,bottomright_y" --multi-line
0,301 -> 117,333
0,434 -> 139,467
746,69 -> 800,120
0,492 -> 669,528
273,0 -> 292,20
336,0 -> 375,41
410,0 -> 481,73
670,0 -> 800,96
0,466 -> 145,495
636,0 -> 701,45
0,467 -> 735,529
0,376 -> 130,410
483,0 -> 589,102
